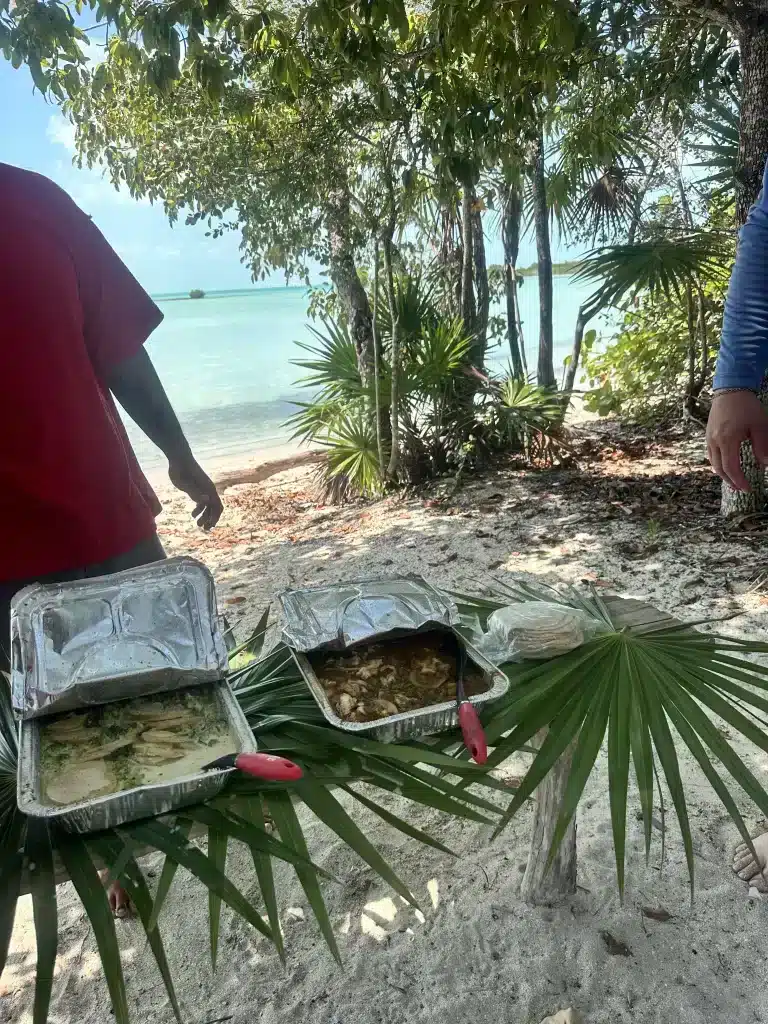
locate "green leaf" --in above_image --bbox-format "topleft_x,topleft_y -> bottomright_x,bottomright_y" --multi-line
607,647 -> 632,898
208,829 -> 227,971
148,816 -> 192,931
28,56 -> 48,93
629,657 -> 655,863
126,819 -> 274,944
546,669 -> 615,869
25,820 -> 58,1024
265,791 -> 341,963
341,785 -> 456,858
656,688 -> 761,872
58,832 -> 130,1024
492,683 -> 597,839
91,834 -> 183,1024
632,652 -> 695,895
187,803 -> 334,878
234,797 -> 285,961
297,781 -> 421,909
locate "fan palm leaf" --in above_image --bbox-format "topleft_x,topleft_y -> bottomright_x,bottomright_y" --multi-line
573,231 -> 734,310
691,96 -> 739,195
461,587 -> 768,901
10,584 -> 768,1020
292,318 -> 363,399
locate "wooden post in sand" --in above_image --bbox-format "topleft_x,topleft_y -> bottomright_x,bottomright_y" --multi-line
520,731 -> 577,905
520,597 -> 678,904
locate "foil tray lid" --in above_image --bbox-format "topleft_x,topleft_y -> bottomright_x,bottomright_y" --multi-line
11,556 -> 229,720
279,576 -> 459,653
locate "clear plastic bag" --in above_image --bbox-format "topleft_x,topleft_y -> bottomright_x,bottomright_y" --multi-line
474,601 -> 605,664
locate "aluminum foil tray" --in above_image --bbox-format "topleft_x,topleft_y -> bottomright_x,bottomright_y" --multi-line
292,631 -> 509,743
11,557 -> 229,720
280,576 -> 459,653
17,680 -> 256,833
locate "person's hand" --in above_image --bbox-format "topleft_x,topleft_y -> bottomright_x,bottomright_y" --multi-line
168,456 -> 223,530
706,391 -> 768,491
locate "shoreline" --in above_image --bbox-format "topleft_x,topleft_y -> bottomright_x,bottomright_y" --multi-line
145,438 -> 319,495
145,397 -> 596,497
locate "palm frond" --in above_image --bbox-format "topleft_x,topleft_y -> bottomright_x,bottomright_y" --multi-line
485,619 -> 768,898
291,318 -> 363,398
565,166 -> 638,244
573,231 -> 734,309
691,96 -> 739,196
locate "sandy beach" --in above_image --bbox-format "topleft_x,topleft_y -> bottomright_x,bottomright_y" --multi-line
6,421 -> 768,1024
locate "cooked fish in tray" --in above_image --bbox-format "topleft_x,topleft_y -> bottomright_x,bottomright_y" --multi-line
39,684 -> 234,806
311,630 -> 489,723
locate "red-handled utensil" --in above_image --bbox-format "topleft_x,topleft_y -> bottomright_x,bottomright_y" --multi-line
456,643 -> 487,765
202,752 -> 303,781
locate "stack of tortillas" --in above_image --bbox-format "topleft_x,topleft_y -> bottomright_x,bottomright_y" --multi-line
486,601 -> 588,660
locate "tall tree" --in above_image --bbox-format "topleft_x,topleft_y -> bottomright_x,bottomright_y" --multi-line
531,131 -> 556,388
500,184 -> 526,379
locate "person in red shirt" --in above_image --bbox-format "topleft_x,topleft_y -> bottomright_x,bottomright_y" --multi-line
0,162 -> 223,913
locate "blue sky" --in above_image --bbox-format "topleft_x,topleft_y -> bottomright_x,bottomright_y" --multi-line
0,58 -> 257,295
1,56 -> 562,297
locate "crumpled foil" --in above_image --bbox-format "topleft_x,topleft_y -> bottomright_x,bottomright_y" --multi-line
11,557 -> 229,720
279,576 -> 459,652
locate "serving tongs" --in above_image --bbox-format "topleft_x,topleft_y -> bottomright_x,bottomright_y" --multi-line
203,751 -> 303,781
455,640 -> 488,765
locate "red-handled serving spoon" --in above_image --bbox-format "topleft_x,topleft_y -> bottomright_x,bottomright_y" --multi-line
203,751 -> 303,781
456,643 -> 488,765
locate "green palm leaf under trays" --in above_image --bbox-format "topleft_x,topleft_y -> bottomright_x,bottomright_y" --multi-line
484,620 -> 768,899
11,596 -> 768,1020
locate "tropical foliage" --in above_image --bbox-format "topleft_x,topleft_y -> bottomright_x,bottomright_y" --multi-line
583,279 -> 728,419
287,284 -> 565,496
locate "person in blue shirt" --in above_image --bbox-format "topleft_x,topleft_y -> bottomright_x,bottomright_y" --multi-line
707,158 -> 768,492
708,157 -> 768,890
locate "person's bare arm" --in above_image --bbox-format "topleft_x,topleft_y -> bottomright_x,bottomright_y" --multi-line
707,160 -> 768,491
106,349 -> 223,530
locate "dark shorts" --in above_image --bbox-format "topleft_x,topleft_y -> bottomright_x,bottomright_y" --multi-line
0,534 -> 166,674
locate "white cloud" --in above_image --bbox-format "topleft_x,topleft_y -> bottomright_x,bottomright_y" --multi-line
47,114 -> 76,153
69,176 -> 150,210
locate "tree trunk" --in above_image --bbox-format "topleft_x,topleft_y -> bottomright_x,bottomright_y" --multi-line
460,181 -> 476,338
684,283 -> 699,418
721,17 -> 768,516
502,187 -> 525,378
440,203 -> 462,317
383,236 -> 400,481
563,302 -> 594,397
327,189 -> 374,384
470,198 -> 489,367
532,133 -> 555,388
371,240 -> 386,480
521,730 -> 578,905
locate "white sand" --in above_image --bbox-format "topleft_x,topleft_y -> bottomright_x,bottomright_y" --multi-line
6,431 -> 768,1024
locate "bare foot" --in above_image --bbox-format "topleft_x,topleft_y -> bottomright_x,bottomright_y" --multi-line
733,833 -> 768,891
99,870 -> 133,918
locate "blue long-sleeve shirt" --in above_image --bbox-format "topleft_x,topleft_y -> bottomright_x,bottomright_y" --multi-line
714,159 -> 768,391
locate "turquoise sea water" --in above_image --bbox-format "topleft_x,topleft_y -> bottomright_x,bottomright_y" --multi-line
125,277 -> 615,472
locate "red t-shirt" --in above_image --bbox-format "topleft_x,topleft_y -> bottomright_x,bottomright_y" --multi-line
0,163 -> 163,581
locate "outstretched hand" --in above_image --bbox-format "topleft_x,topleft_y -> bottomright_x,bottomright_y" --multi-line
168,456 -> 223,530
706,391 -> 768,492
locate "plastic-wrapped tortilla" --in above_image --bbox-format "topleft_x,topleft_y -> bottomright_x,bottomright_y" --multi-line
478,601 -> 600,663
